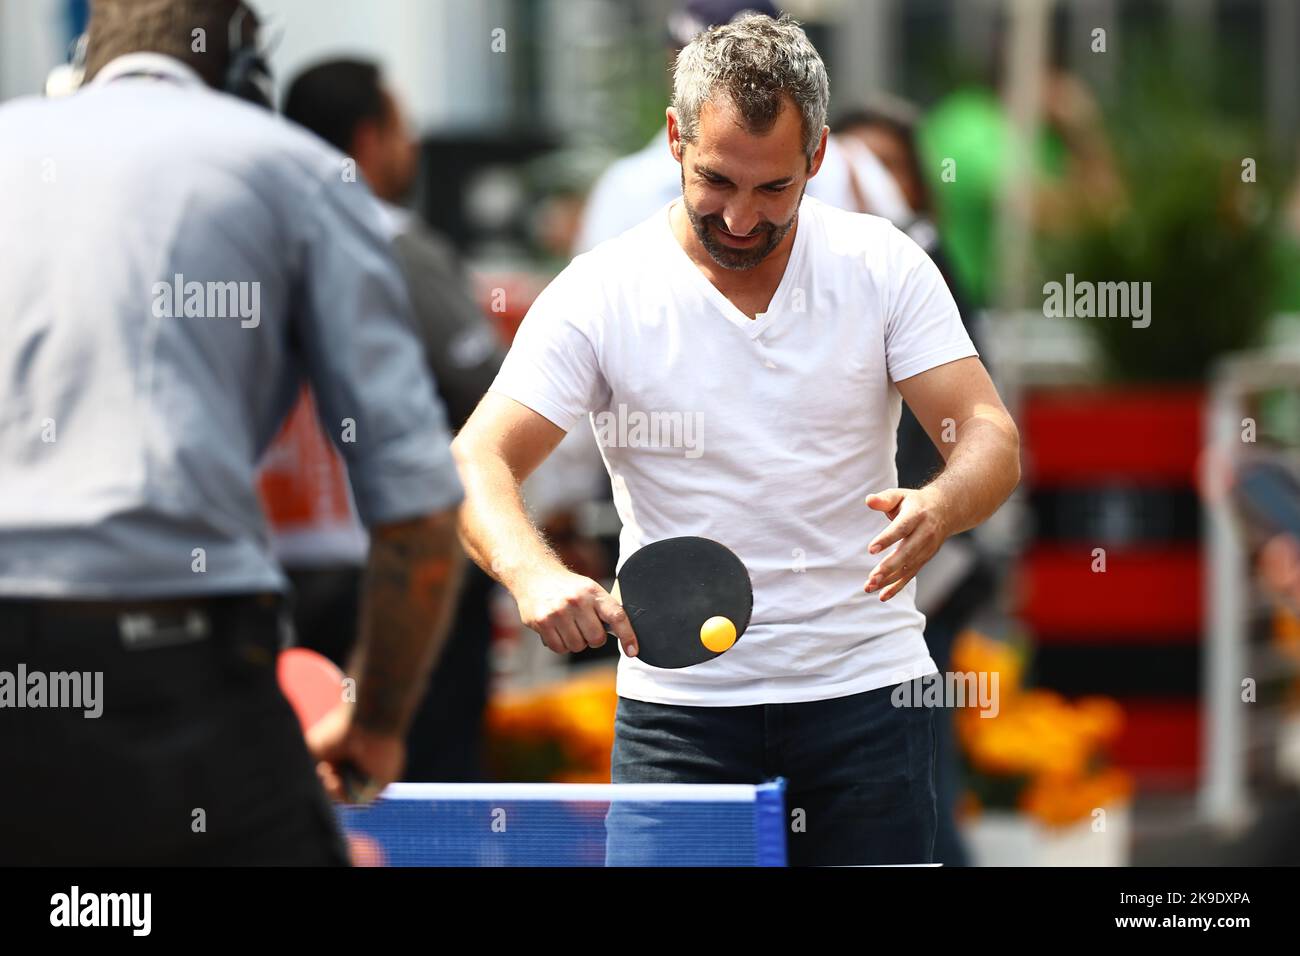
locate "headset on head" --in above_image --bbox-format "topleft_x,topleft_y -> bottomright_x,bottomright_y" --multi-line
45,1 -> 276,110
222,3 -> 275,109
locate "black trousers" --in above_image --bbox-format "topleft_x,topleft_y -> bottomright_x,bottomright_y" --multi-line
0,596 -> 349,866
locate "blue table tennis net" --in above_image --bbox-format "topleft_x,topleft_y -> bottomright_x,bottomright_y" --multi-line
337,780 -> 787,866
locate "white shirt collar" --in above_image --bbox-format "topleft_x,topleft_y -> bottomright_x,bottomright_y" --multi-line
375,200 -> 414,242
88,53 -> 207,90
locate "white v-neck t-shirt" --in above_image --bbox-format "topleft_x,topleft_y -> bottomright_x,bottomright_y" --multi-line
490,195 -> 978,706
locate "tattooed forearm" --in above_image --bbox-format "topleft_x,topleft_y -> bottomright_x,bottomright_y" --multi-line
348,508 -> 465,736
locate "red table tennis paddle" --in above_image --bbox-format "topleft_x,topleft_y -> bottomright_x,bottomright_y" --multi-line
610,536 -> 753,669
277,646 -> 381,804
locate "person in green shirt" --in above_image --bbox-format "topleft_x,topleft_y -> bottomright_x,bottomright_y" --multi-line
919,71 -> 1122,308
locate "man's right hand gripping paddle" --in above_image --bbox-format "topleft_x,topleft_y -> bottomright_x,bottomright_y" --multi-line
513,567 -> 640,658
515,536 -> 753,670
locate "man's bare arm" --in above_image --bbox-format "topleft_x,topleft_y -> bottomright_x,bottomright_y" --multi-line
450,392 -> 568,590
451,392 -> 637,656
897,356 -> 1021,536
309,506 -> 465,801
348,508 -> 465,735
864,357 -> 1020,601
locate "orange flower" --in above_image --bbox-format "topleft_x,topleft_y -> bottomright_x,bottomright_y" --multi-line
1074,696 -> 1125,746
1020,768 -> 1133,827
958,670 -> 1129,795
485,668 -> 619,781
951,630 -> 1024,699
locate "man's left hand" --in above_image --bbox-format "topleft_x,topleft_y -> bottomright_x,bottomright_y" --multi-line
863,487 -> 952,602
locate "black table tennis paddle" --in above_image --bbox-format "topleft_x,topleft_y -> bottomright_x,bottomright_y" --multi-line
609,536 -> 753,669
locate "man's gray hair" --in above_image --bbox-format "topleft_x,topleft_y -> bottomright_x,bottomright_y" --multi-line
672,13 -> 830,161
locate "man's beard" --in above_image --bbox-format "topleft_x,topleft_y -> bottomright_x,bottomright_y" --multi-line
681,171 -> 803,271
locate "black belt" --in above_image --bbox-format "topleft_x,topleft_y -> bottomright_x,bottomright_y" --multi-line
0,592 -> 288,654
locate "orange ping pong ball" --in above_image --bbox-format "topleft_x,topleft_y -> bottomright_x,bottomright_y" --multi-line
700,616 -> 737,653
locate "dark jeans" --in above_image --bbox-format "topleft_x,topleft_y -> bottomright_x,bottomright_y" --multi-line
0,596 -> 349,866
609,679 -> 937,866
923,613 -> 972,867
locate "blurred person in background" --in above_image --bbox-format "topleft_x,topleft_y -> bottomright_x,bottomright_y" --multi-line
837,96 -> 997,866
274,59 -> 504,781
0,0 -> 464,864
918,21 -> 1124,309
1259,534 -> 1300,607
837,96 -> 974,316
573,0 -> 913,254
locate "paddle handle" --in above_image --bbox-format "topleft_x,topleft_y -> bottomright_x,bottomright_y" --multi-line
340,762 -> 382,805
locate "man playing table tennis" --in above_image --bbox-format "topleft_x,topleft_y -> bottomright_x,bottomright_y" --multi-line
452,13 -> 1020,866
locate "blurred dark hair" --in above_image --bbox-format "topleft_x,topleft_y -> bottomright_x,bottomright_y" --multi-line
667,0 -> 781,48
84,0 -> 249,88
833,96 -> 931,215
283,59 -> 388,154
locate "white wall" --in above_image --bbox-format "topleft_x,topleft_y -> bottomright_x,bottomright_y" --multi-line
257,0 -> 512,132
0,0 -> 513,130
0,0 -> 69,102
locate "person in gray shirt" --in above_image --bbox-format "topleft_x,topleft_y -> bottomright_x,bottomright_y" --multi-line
283,59 -> 504,431
0,0 -> 463,865
279,58 -> 505,782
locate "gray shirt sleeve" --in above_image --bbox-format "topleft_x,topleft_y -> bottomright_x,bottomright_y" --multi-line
293,177 -> 463,526
390,223 -> 505,431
